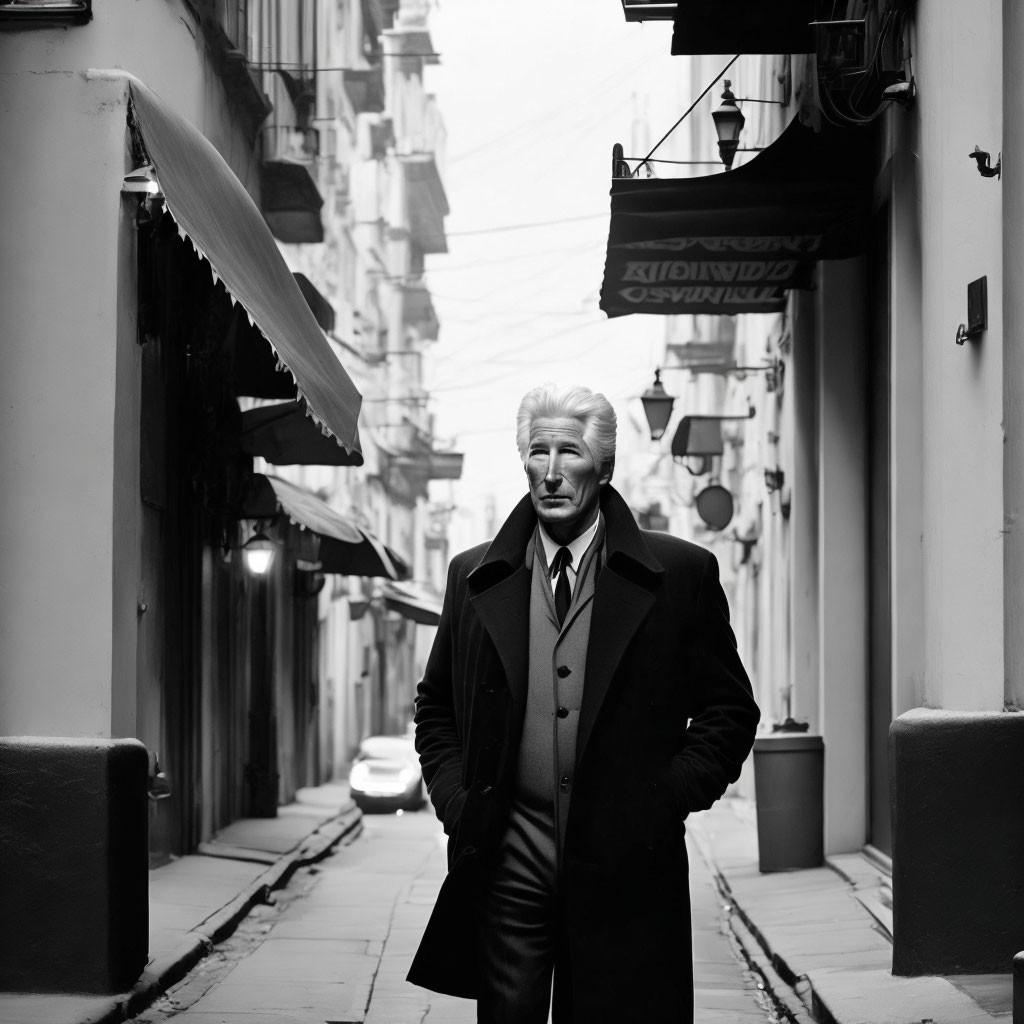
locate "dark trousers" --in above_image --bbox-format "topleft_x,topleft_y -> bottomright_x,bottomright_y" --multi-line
478,805 -> 572,1024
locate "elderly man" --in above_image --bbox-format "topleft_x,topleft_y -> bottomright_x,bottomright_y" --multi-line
408,384 -> 759,1022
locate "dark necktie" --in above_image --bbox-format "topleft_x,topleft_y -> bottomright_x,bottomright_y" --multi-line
550,546 -> 573,625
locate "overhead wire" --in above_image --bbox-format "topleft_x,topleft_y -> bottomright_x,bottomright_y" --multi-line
631,54 -> 740,176
446,46 -> 665,166
446,212 -> 607,237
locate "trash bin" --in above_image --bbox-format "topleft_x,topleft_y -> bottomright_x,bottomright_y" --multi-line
753,733 -> 824,873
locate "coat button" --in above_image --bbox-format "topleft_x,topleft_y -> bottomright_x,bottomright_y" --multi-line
559,775 -> 571,793
648,780 -> 659,792
556,706 -> 569,719
556,665 -> 571,678
478,782 -> 493,795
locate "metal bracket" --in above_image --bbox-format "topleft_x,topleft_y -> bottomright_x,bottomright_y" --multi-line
969,146 -> 1001,180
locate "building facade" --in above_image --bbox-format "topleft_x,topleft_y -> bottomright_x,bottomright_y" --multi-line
613,0 -> 1024,976
0,0 -> 453,993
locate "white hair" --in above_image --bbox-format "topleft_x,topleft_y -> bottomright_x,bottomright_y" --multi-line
515,383 -> 617,478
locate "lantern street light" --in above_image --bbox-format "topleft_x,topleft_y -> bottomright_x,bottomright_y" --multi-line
640,369 -> 675,441
712,80 -> 746,170
242,530 -> 276,576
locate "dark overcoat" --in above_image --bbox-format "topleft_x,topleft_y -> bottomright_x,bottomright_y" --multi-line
407,485 -> 759,1021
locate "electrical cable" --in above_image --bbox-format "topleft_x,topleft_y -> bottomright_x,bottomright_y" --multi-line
247,55 -> 441,70
446,47 -> 663,165
632,54 -> 741,176
426,319 -> 609,392
446,213 -> 607,237
385,238 -> 598,279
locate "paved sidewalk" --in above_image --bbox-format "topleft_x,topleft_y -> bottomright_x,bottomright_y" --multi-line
0,784 -> 361,1024
130,810 -> 777,1023
691,798 -> 1015,1024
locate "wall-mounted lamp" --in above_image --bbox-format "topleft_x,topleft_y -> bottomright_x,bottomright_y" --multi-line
242,530 -> 277,576
711,81 -> 745,170
969,146 -> 1000,180
122,164 -> 162,196
640,364 -> 762,441
123,164 -> 164,226
671,416 -> 724,476
640,369 -> 675,440
764,467 -> 786,493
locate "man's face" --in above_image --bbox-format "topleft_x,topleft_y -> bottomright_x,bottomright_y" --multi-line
525,417 -> 610,542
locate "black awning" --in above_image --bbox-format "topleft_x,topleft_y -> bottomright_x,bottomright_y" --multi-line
671,1 -> 813,55
239,401 -> 364,467
600,117 -> 872,317
382,582 -> 442,626
293,273 -> 336,333
128,80 -> 361,454
242,474 -> 407,580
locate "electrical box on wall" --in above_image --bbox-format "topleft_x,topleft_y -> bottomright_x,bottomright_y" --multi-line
955,276 -> 988,345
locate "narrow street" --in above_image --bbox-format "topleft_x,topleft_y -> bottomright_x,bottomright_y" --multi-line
135,810 -> 784,1024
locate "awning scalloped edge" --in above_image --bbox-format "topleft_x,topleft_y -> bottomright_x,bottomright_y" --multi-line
162,204 -> 353,451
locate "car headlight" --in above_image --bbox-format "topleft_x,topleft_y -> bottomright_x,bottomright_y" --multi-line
349,762 -> 370,791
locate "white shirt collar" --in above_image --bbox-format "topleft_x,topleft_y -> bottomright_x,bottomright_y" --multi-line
539,513 -> 600,577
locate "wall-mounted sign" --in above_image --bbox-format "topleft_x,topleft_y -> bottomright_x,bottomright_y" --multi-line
600,118 -> 871,317
695,485 -> 734,531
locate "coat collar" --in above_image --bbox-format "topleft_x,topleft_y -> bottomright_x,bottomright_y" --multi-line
468,485 -> 662,593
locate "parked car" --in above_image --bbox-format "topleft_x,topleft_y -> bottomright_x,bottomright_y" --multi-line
348,734 -> 426,813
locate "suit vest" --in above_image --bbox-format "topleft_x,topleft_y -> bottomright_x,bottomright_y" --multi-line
512,521 -> 603,860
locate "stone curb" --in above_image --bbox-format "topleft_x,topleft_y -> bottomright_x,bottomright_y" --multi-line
86,805 -> 363,1024
720,889 -> 817,1024
690,823 -> 815,1024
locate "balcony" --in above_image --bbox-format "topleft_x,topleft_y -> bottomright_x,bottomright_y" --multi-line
261,161 -> 324,244
343,66 -> 386,116
400,281 -> 438,341
399,153 -> 448,254
383,3 -> 439,68
388,449 -> 464,494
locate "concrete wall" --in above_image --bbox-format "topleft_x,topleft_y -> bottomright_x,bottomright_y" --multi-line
886,108 -> 926,721
915,0 -> 1004,712
817,258 -> 869,855
0,71 -> 128,735
0,2 -> 265,738
789,290 -> 820,733
891,709 -> 1024,974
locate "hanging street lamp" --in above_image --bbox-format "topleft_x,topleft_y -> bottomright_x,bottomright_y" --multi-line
712,80 -> 746,170
640,369 -> 675,441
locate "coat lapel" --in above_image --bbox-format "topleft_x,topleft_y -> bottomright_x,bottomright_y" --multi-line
467,487 -> 663,759
576,569 -> 654,769
576,488 -> 664,768
467,495 -> 536,712
470,566 -> 531,712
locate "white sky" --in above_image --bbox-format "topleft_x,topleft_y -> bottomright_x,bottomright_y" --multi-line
421,1 -> 688,543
